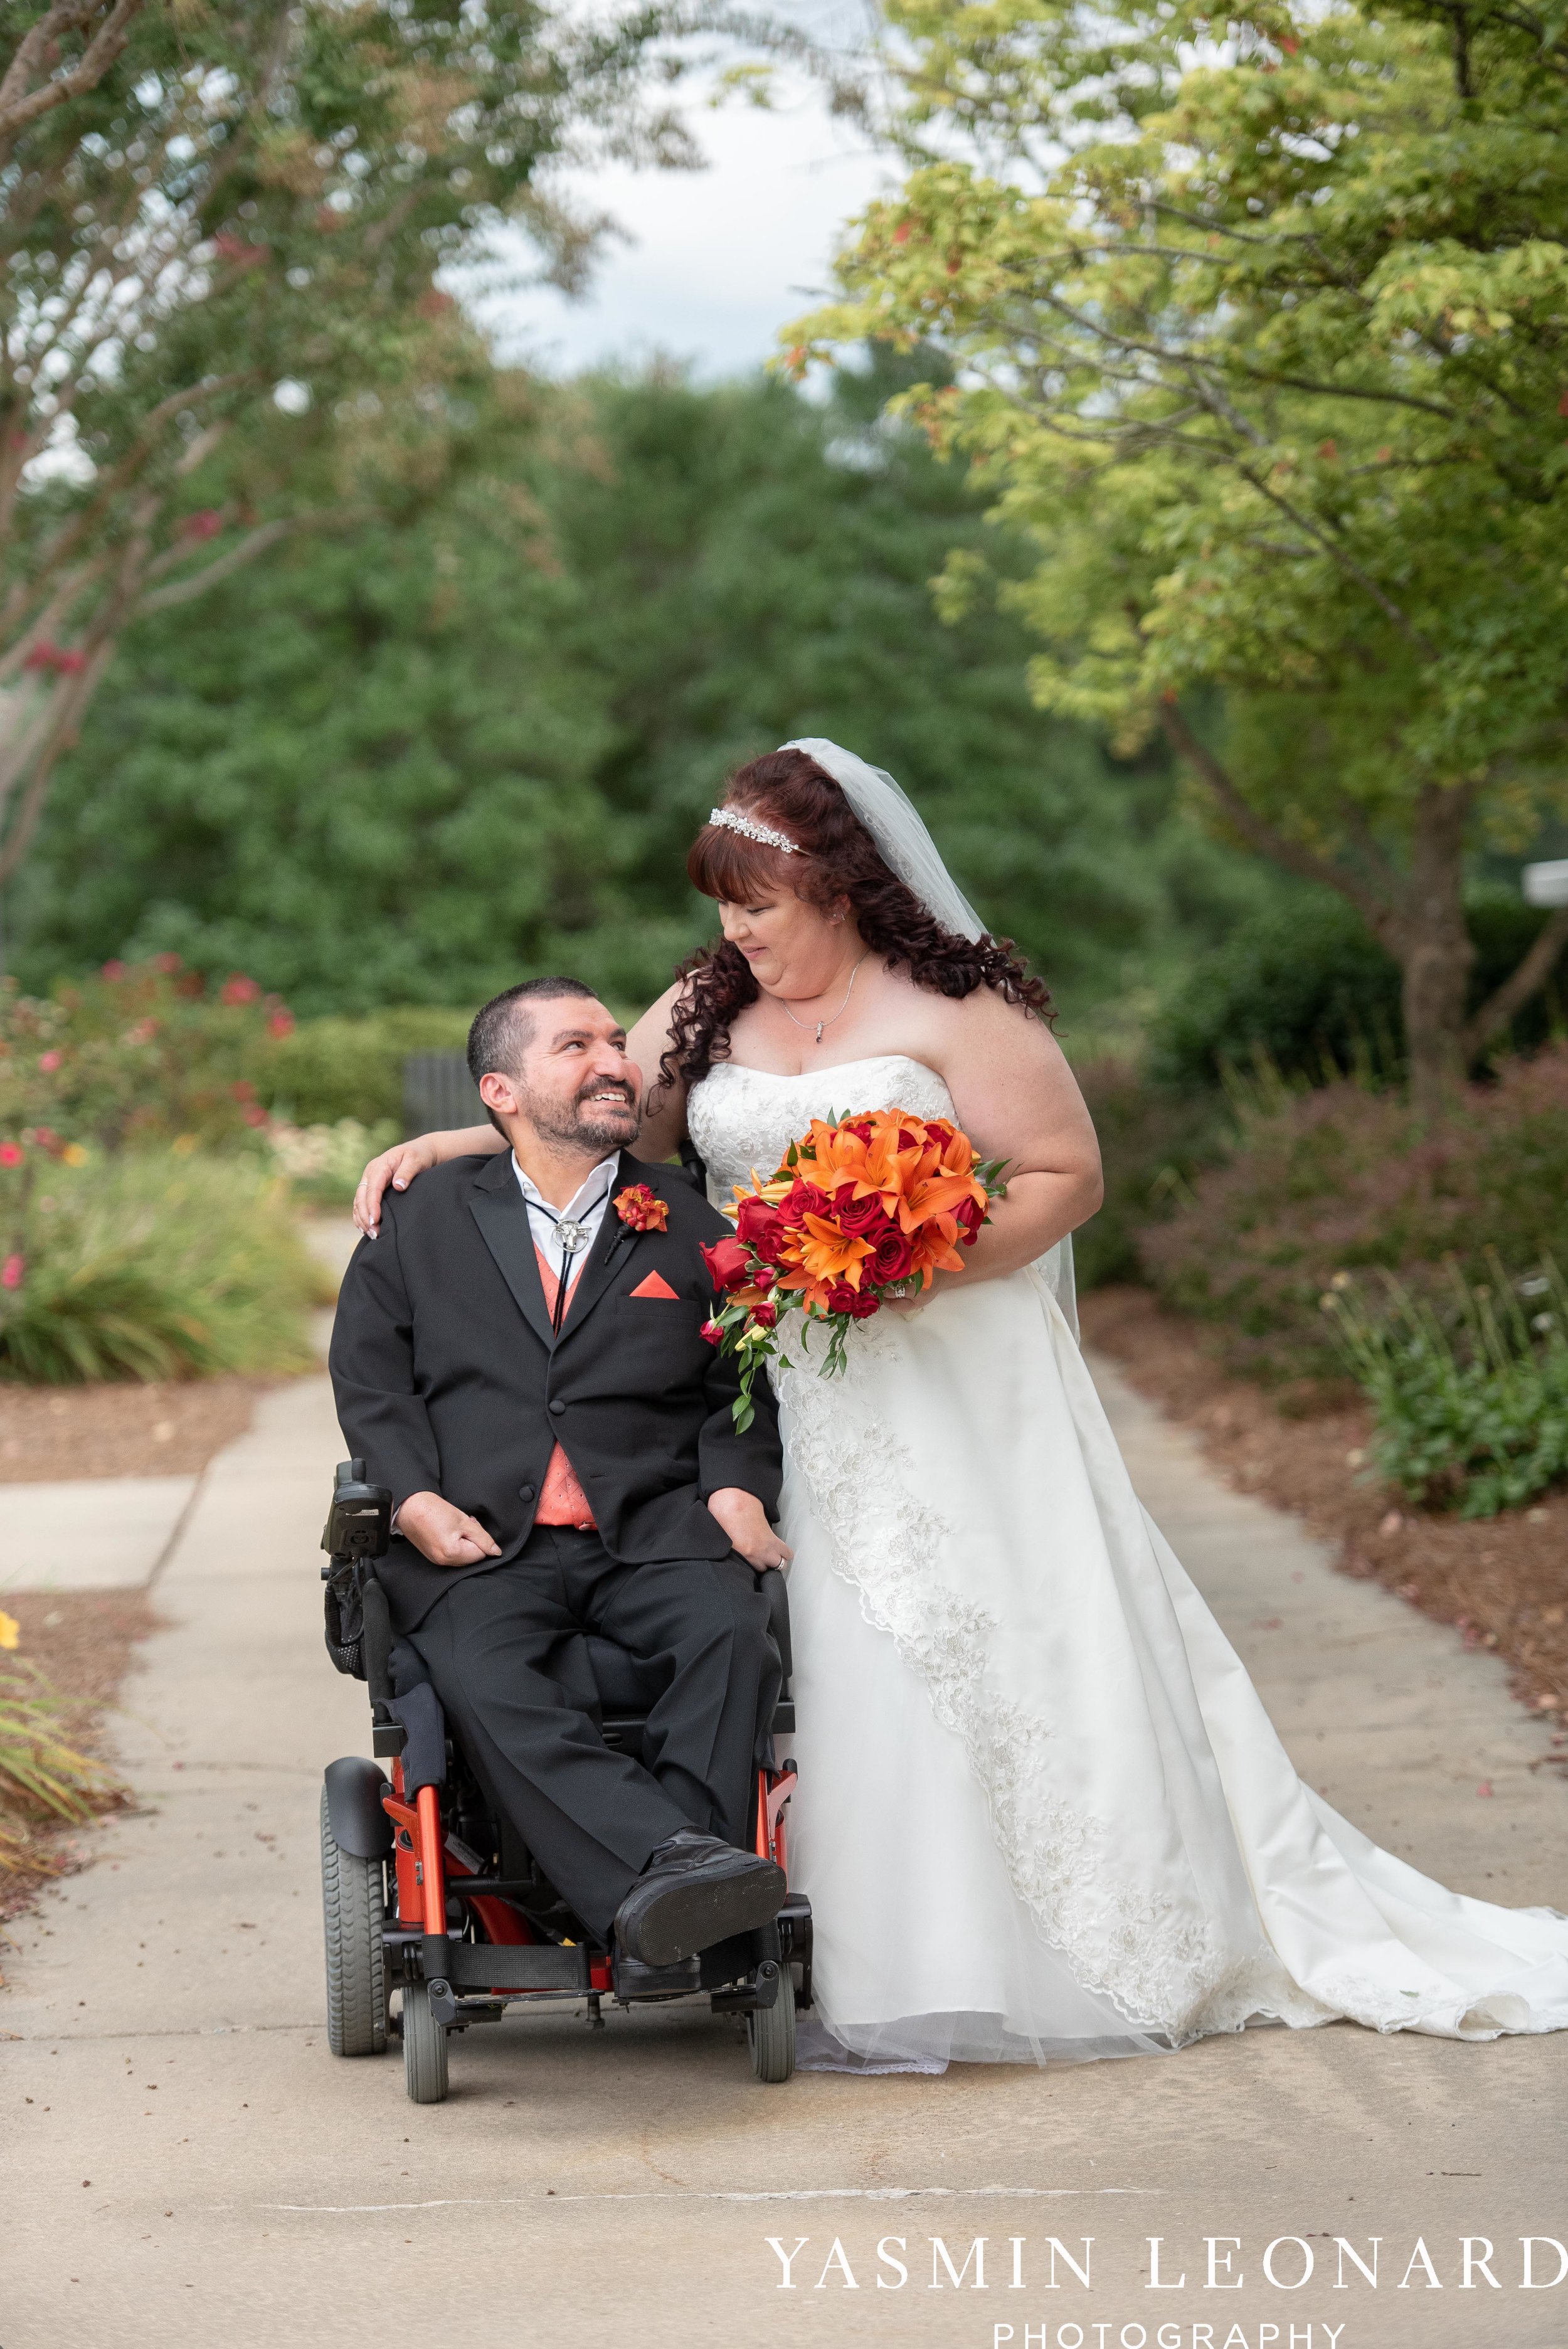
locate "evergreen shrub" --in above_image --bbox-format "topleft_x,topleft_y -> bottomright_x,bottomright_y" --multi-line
1150,888 -> 1557,1090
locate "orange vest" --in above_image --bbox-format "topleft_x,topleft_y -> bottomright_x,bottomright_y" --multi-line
531,1244 -> 597,1529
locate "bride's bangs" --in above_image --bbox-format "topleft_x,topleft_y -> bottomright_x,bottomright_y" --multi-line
687,819 -> 803,903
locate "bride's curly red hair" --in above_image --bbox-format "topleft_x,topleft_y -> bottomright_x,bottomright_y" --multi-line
657,747 -> 1052,1102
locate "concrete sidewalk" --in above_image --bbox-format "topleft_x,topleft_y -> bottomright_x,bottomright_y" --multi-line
3,1354 -> 1565,2349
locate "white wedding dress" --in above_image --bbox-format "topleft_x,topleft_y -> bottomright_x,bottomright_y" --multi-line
688,1051 -> 1568,2074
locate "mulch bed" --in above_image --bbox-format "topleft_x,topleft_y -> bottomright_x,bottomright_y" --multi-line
1080,1286 -> 1568,1749
0,1590 -> 156,1938
0,1373 -> 270,1482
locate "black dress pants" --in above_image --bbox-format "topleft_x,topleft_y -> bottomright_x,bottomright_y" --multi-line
405,1524 -> 777,1938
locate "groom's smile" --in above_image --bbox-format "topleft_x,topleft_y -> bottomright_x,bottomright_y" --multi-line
472,984 -> 644,1181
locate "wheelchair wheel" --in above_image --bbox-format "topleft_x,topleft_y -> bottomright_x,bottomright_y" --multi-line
401,1983 -> 450,2103
748,1977 -> 797,2084
319,1789 -> 387,2057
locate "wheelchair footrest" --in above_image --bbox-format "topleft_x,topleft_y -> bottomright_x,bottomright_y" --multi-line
444,1941 -> 590,1993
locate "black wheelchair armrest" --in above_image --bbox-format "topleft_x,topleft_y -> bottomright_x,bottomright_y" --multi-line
757,1564 -> 792,1690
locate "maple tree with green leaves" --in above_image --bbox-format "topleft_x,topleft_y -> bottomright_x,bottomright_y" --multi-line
795,0 -> 1568,1108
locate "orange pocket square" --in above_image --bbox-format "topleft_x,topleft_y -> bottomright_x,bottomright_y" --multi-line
628,1270 -> 681,1301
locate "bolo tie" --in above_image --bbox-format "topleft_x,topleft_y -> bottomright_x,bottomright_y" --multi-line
532,1200 -> 593,1334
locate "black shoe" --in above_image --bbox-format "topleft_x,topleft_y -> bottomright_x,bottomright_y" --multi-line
614,1831 -> 785,1968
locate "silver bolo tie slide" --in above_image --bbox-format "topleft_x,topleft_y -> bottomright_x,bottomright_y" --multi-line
550,1219 -> 590,1331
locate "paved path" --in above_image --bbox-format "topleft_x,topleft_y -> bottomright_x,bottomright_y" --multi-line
4,1340 -> 1565,2349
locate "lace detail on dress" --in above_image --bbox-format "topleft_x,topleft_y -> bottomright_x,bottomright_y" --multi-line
773,1317 -> 1319,2045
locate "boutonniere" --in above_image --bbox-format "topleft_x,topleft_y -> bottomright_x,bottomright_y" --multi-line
613,1182 -> 669,1233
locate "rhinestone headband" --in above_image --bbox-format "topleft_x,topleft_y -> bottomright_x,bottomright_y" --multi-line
707,805 -> 798,854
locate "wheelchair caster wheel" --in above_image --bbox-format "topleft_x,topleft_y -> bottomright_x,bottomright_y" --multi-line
748,1980 -> 797,2082
402,1983 -> 450,2103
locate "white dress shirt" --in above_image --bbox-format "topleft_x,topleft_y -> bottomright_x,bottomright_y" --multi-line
512,1151 -> 620,1292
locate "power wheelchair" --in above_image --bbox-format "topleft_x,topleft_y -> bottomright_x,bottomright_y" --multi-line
317,1462 -> 810,2102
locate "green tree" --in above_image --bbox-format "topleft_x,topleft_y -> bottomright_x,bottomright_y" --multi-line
0,0 -> 691,890
793,0 -> 1568,1110
11,359 -> 1268,1015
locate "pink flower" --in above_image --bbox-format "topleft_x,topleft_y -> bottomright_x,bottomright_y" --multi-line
267,1009 -> 295,1039
221,974 -> 261,1005
100,959 -> 126,982
23,640 -> 86,675
0,1141 -> 21,1168
37,1049 -> 61,1073
242,1104 -> 268,1128
699,1318 -> 724,1347
1,1254 -> 23,1291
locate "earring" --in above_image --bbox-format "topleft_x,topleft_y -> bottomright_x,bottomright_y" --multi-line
831,911 -> 845,923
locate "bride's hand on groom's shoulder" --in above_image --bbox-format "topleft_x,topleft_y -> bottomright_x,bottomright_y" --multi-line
353,1136 -> 442,1236
706,1487 -> 793,1574
397,1491 -> 504,1568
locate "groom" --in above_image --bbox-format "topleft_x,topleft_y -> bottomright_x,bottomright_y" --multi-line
329,977 -> 790,1967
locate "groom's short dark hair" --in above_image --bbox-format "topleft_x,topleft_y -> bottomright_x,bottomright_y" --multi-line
467,978 -> 601,1104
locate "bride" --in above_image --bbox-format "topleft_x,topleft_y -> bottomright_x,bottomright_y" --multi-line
352,738 -> 1568,2072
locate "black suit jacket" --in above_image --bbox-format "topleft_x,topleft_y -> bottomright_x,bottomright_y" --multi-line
328,1148 -> 783,1632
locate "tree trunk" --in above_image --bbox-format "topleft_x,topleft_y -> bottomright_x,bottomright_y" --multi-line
1396,783 -> 1474,1120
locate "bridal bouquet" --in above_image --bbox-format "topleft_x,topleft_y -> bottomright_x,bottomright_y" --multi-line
699,1108 -> 1006,1429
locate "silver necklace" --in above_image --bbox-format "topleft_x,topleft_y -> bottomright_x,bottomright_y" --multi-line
780,951 -> 871,1047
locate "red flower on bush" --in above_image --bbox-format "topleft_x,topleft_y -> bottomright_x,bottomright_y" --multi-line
243,1105 -> 268,1128
613,1182 -> 669,1233
1,1254 -> 23,1291
267,1009 -> 295,1039
180,509 -> 223,541
151,952 -> 183,974
0,1141 -> 22,1168
37,1049 -> 61,1073
23,640 -> 87,676
221,975 -> 261,1005
101,959 -> 126,981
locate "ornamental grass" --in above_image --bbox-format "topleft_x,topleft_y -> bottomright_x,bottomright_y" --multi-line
0,1149 -> 324,1384
0,1618 -> 125,1878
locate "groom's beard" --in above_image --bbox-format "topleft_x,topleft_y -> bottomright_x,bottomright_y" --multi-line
522,1073 -> 640,1156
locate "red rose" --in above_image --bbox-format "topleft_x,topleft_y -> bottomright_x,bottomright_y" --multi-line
749,1300 -> 778,1330
781,1180 -> 828,1222
953,1193 -> 985,1236
832,1187 -> 891,1239
826,1280 -> 879,1320
735,1194 -> 788,1260
699,1318 -> 724,1346
614,1182 -> 670,1233
866,1227 -> 914,1283
700,1234 -> 753,1293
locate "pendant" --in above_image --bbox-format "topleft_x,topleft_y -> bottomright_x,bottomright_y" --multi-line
556,1220 -> 590,1254
814,1021 -> 824,1044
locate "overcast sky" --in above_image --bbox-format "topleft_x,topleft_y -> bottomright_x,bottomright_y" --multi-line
471,61 -> 892,381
